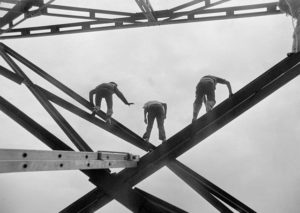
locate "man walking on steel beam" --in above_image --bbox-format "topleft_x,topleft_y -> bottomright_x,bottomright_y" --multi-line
279,0 -> 300,56
89,82 -> 134,124
192,75 -> 233,122
142,100 -> 167,145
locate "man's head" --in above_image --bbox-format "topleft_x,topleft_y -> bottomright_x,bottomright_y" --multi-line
109,82 -> 118,87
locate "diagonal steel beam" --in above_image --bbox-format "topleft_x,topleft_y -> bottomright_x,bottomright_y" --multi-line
0,44 -> 169,212
0,65 -> 24,84
164,0 -> 231,21
66,53 -> 300,212
37,85 -> 155,151
0,0 -> 42,29
0,96 -> 72,151
0,95 -> 166,213
0,42 -> 151,151
168,160 -> 255,212
44,4 -> 136,23
170,0 -> 204,12
134,188 -> 188,213
0,49 -> 92,152
135,0 -> 156,22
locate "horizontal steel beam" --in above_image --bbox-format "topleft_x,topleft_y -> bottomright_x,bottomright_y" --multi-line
0,2 -> 280,39
0,149 -> 139,161
0,149 -> 139,173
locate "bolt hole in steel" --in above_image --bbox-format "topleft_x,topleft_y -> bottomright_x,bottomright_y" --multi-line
58,154 -> 62,158
23,164 -> 28,169
60,163 -> 63,168
108,162 -> 111,166
85,155 -> 88,159
87,163 -> 90,167
22,153 -> 27,158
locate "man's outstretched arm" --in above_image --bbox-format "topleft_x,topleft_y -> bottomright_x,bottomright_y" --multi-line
214,77 -> 233,97
144,108 -> 148,124
163,103 -> 167,119
115,87 -> 134,105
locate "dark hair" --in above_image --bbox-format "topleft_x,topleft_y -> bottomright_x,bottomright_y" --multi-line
109,82 -> 118,86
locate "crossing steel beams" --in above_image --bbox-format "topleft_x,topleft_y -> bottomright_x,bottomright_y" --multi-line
0,1 -> 299,212
0,1 -> 280,39
1,42 -> 299,212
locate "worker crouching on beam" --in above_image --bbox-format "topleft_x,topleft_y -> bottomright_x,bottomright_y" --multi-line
89,82 -> 134,124
142,100 -> 167,145
279,0 -> 300,56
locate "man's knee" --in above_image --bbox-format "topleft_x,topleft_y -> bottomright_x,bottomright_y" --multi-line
205,100 -> 216,111
107,108 -> 113,117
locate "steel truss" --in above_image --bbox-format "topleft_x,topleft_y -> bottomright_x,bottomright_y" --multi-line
0,1 -> 298,213
1,42 -> 300,212
0,1 -> 280,39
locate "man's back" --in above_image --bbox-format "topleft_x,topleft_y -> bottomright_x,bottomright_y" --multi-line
95,83 -> 116,94
144,100 -> 163,109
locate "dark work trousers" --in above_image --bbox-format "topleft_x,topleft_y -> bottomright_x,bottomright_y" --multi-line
143,104 -> 166,141
95,89 -> 113,117
193,79 -> 216,118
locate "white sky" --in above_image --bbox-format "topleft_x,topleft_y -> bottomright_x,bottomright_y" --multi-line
0,1 -> 300,213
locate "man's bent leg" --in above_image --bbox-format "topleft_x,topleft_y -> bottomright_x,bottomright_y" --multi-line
205,99 -> 216,112
293,18 -> 300,53
157,115 -> 166,142
92,96 -> 102,116
143,113 -> 155,141
193,96 -> 203,121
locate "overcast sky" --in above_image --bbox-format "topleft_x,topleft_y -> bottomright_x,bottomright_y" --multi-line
0,0 -> 300,213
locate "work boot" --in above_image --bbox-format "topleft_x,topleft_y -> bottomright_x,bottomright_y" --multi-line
92,106 -> 100,116
287,52 -> 296,57
106,117 -> 112,125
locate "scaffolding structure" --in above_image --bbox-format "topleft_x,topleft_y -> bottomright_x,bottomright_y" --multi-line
0,1 -> 300,213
